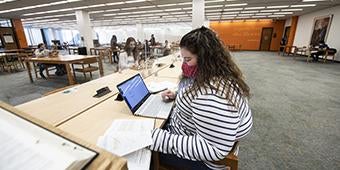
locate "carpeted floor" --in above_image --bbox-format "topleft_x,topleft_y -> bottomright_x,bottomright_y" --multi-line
0,51 -> 339,169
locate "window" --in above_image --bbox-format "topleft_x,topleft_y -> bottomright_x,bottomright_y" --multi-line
0,19 -> 12,27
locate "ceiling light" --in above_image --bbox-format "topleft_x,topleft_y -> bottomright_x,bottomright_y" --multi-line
302,0 -> 326,2
225,3 -> 248,7
177,2 -> 192,5
281,8 -> 303,11
252,16 -> 267,18
138,5 -> 155,9
267,5 -> 289,9
206,5 -> 223,8
238,14 -> 253,16
274,12 -> 293,15
205,0 -> 224,3
157,3 -> 176,7
290,4 -> 316,7
245,7 -> 265,10
105,2 -> 124,5
164,8 -> 182,11
206,13 -> 221,16
125,0 -> 146,3
223,14 -> 237,17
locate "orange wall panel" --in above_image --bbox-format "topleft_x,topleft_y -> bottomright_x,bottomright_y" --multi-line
210,20 -> 285,51
12,19 -> 28,48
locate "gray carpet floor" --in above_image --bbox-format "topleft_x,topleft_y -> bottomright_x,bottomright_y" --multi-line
0,51 -> 339,169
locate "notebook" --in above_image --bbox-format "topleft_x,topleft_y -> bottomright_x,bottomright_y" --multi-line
0,107 -> 97,170
117,74 -> 174,119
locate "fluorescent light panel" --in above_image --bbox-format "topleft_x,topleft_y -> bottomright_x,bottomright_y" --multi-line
267,5 -> 289,9
290,4 -> 316,7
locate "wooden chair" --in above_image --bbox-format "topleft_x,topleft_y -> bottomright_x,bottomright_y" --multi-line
153,141 -> 239,170
72,57 -> 99,81
99,48 -> 113,64
323,49 -> 337,63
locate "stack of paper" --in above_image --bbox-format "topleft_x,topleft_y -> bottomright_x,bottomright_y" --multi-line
147,81 -> 177,93
97,119 -> 154,170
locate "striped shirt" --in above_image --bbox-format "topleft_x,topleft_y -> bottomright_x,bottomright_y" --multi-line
149,79 -> 253,169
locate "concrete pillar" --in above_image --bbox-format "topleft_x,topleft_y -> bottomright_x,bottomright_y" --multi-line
136,23 -> 144,42
75,10 -> 94,54
192,0 -> 205,29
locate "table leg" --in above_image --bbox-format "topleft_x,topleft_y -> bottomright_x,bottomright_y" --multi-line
26,61 -> 33,83
65,63 -> 76,85
98,57 -> 104,77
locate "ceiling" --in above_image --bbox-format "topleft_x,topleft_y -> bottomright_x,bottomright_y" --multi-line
0,0 -> 339,29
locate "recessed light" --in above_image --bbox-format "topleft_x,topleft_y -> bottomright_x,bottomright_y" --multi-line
274,12 -> 294,15
261,10 -> 279,12
245,7 -> 265,10
267,5 -> 289,9
281,8 -> 303,11
290,4 -> 316,7
225,3 -> 248,7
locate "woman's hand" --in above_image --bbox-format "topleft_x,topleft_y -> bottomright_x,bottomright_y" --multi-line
161,90 -> 176,102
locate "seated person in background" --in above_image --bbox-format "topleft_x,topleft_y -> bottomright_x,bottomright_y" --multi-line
149,27 -> 253,170
163,40 -> 171,56
311,40 -> 329,62
34,43 -> 50,79
34,43 -> 65,78
118,37 -> 139,72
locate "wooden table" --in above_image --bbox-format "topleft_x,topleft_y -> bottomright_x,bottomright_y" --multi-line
24,55 -> 104,85
57,76 -> 180,145
16,69 -> 140,126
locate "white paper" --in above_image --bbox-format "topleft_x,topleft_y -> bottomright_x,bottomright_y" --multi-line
97,119 -> 154,156
125,149 -> 151,170
0,108 -> 96,170
147,81 -> 177,93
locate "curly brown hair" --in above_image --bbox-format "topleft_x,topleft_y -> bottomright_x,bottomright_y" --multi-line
180,26 -> 250,101
124,37 -> 139,61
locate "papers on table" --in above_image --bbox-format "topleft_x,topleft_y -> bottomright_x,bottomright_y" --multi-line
147,81 -> 177,93
97,119 -> 154,170
0,108 -> 96,170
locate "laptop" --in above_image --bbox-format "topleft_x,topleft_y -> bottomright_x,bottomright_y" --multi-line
116,74 -> 174,119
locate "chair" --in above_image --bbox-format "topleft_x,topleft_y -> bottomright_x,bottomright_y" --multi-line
153,141 -> 239,170
214,141 -> 239,170
99,48 -> 113,64
283,46 -> 297,56
72,57 -> 99,81
323,48 -> 337,63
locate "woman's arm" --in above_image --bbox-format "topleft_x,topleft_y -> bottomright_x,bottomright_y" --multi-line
150,94 -> 244,161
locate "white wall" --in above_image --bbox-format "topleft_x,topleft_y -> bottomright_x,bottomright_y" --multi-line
284,17 -> 291,27
294,5 -> 340,61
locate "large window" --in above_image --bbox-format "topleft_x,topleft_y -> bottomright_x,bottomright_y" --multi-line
24,27 -> 43,46
0,19 -> 12,27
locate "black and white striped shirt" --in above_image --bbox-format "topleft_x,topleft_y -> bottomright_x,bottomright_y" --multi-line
150,79 -> 253,169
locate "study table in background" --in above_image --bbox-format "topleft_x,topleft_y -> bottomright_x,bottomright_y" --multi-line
24,55 -> 104,85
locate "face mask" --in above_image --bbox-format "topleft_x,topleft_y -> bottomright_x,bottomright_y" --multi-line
182,62 -> 197,78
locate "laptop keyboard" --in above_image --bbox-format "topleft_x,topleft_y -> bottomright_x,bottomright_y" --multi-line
138,95 -> 171,118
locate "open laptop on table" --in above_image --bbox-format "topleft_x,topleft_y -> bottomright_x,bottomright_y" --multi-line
116,74 -> 174,119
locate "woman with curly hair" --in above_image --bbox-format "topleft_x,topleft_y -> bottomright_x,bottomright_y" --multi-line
150,27 -> 253,170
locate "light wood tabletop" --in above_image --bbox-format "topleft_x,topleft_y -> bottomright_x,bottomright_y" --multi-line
57,76 -> 180,145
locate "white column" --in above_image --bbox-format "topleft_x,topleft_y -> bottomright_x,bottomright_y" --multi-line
75,10 -> 94,54
192,0 -> 205,29
136,23 -> 144,42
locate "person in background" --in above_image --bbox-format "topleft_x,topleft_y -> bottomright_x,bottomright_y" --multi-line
34,43 -> 50,79
149,34 -> 156,46
163,40 -> 171,56
149,27 -> 253,169
311,40 -> 329,62
118,37 -> 139,72
110,35 -> 119,63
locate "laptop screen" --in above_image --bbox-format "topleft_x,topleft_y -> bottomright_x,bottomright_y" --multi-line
117,74 -> 149,112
